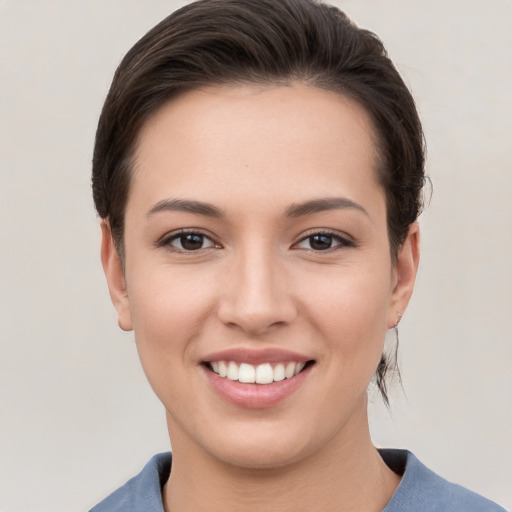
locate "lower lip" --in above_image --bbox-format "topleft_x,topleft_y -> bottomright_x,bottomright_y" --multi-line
203,365 -> 312,409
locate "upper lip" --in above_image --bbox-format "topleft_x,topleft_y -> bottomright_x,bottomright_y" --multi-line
201,348 -> 312,365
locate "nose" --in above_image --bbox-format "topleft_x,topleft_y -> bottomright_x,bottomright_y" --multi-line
217,244 -> 297,335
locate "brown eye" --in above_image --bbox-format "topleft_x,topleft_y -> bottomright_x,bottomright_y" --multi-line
179,234 -> 204,250
295,231 -> 354,252
168,232 -> 216,251
309,234 -> 334,251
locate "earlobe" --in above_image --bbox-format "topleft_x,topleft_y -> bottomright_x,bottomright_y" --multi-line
388,223 -> 420,329
100,220 -> 133,331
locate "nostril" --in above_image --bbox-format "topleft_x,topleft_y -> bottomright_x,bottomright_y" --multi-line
216,275 -> 298,334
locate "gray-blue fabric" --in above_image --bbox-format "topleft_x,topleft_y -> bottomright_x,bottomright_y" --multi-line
90,450 -> 507,511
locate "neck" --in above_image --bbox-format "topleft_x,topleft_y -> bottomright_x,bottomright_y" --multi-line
163,404 -> 400,512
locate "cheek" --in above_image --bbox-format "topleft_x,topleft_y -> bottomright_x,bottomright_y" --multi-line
300,265 -> 391,376
129,262 -> 214,331
126,268 -> 217,383
301,260 -> 391,331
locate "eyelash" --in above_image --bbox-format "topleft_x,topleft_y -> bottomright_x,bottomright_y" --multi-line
294,230 -> 356,252
156,229 -> 355,253
156,229 -> 219,252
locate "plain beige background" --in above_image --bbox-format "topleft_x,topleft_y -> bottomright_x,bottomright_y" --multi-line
1,1 -> 511,511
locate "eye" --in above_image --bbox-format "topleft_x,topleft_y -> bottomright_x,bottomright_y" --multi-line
163,231 -> 217,251
295,232 -> 353,251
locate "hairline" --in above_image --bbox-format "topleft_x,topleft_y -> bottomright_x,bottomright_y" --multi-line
110,79 -> 398,263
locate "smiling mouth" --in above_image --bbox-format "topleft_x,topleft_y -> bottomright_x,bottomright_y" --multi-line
205,360 -> 314,385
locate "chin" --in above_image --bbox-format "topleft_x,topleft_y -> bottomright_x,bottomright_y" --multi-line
216,442 -> 309,471
198,419 -> 320,471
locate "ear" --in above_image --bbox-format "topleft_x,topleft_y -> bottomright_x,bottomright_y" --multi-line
100,220 -> 133,331
387,223 -> 420,328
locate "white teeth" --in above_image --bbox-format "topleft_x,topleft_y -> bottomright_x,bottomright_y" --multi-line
218,361 -> 227,377
227,361 -> 239,381
238,363 -> 256,383
208,360 -> 308,384
273,363 -> 285,381
285,362 -> 296,379
255,363 -> 273,384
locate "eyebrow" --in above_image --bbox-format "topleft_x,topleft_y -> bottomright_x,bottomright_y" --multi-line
285,197 -> 368,217
147,198 -> 223,218
147,196 -> 368,219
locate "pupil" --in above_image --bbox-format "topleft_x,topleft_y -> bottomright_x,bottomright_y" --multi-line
310,234 -> 332,250
181,234 -> 203,250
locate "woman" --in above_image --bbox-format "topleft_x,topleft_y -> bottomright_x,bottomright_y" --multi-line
90,0 -> 506,510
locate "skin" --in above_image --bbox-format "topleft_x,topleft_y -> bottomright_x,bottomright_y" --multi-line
101,83 -> 419,512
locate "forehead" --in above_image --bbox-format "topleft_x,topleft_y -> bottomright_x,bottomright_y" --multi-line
130,83 -> 382,213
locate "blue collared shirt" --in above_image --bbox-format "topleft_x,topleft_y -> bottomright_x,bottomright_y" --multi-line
90,449 -> 507,511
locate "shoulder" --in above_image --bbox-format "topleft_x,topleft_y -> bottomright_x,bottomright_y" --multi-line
380,449 -> 507,512
89,452 -> 171,512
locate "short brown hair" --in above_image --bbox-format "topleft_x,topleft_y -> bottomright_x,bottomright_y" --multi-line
92,0 -> 426,404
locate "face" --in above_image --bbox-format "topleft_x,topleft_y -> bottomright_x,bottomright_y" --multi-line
102,83 -> 419,470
